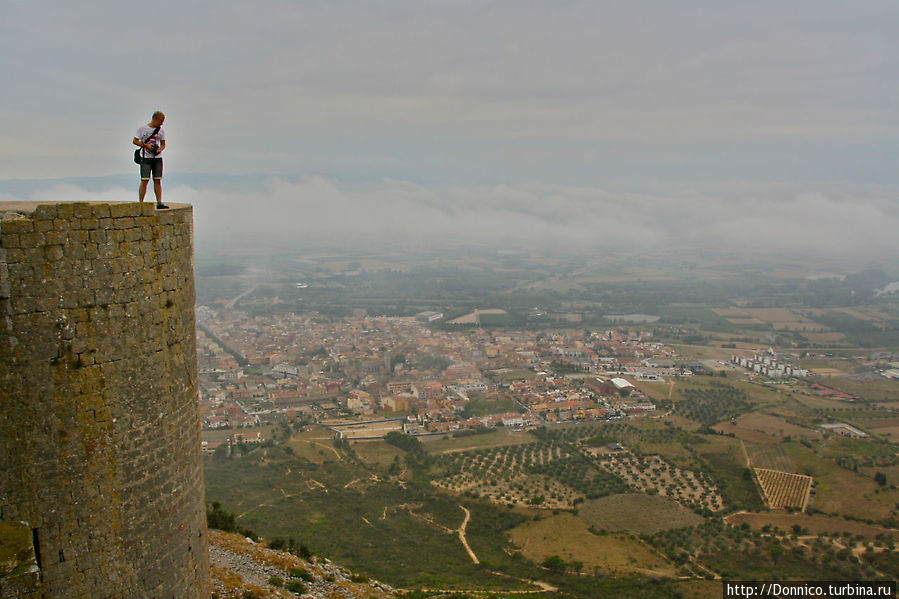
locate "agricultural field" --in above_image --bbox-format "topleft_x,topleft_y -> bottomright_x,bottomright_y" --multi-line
507,512 -> 677,577
791,393 -> 854,412
596,453 -> 724,512
670,344 -> 735,360
713,413 -> 823,444
540,419 -> 705,456
633,380 -> 672,401
802,331 -> 848,344
421,428 -> 537,453
674,382 -> 754,427
815,435 -> 898,464
577,493 -> 705,533
433,471 -> 580,510
740,308 -> 830,332
688,435 -> 765,511
776,441 -> 899,521
805,306 -> 899,326
754,468 -> 812,510
649,519 -> 882,581
804,377 -> 899,402
725,512 -> 899,540
431,441 -> 628,509
748,443 -> 794,471
713,307 -> 767,325
534,418 -> 764,511
352,439 -> 406,468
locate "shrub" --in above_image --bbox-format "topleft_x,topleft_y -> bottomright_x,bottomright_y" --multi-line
289,567 -> 314,582
286,580 -> 307,593
206,502 -> 257,539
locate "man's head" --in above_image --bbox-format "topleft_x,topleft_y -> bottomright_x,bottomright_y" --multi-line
150,111 -> 165,127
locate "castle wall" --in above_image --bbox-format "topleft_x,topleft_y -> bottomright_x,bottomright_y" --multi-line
0,202 -> 210,598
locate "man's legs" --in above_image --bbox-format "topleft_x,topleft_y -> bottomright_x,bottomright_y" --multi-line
138,178 -> 150,202
151,160 -> 168,208
138,159 -> 166,207
139,159 -> 151,201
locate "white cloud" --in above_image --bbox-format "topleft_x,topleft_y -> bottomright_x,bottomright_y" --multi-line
162,178 -> 899,259
4,177 -> 897,261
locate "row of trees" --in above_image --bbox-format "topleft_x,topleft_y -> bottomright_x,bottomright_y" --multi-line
648,519 -> 880,581
542,554 -> 584,574
677,383 -> 752,426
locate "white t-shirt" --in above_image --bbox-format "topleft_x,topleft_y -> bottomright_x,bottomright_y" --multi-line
136,125 -> 166,159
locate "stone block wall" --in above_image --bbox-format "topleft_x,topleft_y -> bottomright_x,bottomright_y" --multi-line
0,202 -> 210,598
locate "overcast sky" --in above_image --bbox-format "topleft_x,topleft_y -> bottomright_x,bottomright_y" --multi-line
2,1 -> 898,260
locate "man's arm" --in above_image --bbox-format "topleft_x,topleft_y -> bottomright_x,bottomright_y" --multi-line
157,139 -> 165,154
133,137 -> 144,147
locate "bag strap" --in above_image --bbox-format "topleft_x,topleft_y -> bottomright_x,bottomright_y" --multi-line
140,126 -> 161,157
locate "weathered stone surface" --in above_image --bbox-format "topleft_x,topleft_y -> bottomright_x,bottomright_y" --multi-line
0,520 -> 40,599
0,202 -> 209,599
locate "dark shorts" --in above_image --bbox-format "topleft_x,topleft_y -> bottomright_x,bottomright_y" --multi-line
140,158 -> 163,180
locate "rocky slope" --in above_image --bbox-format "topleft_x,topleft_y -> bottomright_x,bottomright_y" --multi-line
208,529 -> 398,598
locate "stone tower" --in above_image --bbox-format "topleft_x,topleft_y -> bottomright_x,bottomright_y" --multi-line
0,202 -> 210,598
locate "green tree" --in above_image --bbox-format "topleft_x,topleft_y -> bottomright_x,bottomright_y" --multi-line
384,431 -> 424,453
542,555 -> 568,573
768,545 -> 784,566
206,501 -> 236,532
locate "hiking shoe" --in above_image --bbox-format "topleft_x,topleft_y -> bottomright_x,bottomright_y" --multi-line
156,203 -> 170,209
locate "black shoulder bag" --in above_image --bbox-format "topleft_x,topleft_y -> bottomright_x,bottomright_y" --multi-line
134,126 -> 161,164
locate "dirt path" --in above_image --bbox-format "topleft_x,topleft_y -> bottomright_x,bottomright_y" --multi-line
631,535 -> 683,578
311,441 -> 342,460
689,556 -> 720,579
237,504 -> 267,519
225,284 -> 258,309
238,487 -> 300,519
740,439 -> 751,467
633,525 -> 720,579
393,503 -> 480,564
487,571 -> 558,593
457,505 -> 479,564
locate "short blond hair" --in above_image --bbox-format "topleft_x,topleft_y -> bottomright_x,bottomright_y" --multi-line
152,110 -> 165,120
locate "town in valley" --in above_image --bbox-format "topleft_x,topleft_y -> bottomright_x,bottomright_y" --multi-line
199,249 -> 899,597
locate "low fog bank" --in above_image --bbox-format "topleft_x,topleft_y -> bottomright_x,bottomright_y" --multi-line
3,177 -> 897,263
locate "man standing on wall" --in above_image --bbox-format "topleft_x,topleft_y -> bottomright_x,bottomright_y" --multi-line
134,110 -> 168,209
